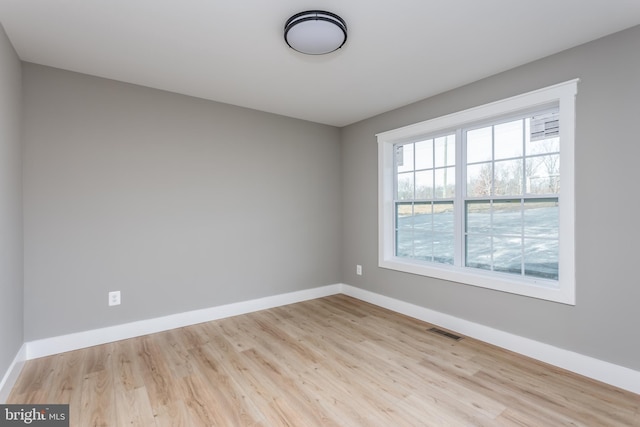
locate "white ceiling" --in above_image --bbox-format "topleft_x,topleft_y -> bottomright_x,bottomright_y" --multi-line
1,1 -> 639,127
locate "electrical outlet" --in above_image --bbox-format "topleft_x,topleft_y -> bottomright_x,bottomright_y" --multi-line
109,291 -> 121,306
356,264 -> 363,276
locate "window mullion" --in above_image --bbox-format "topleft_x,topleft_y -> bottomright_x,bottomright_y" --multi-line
393,147 -> 398,257
490,125 -> 495,272
454,128 -> 465,268
411,145 -> 416,258
521,120 -> 526,276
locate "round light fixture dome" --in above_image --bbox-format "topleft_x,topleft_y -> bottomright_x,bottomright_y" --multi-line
284,10 -> 347,55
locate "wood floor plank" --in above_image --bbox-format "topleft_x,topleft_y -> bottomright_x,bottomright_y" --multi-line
111,339 -> 147,392
113,385 -> 156,426
239,347 -> 342,426
152,399 -> 191,427
7,295 -> 640,426
187,344 -> 264,426
78,365 -> 115,427
110,340 -> 156,426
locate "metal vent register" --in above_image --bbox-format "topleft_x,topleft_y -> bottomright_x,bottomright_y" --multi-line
428,327 -> 463,341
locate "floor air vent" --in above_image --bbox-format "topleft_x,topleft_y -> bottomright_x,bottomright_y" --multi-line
428,327 -> 463,341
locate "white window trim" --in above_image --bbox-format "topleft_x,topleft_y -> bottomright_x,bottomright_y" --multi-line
377,79 -> 578,305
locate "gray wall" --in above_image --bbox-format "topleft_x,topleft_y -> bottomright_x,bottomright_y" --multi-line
0,24 -> 23,376
23,64 -> 342,340
341,25 -> 640,371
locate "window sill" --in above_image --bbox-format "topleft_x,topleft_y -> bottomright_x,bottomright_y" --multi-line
379,256 -> 575,305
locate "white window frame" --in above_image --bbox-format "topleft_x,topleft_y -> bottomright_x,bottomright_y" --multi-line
377,80 -> 578,305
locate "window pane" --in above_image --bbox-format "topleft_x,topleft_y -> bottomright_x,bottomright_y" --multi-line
493,236 -> 523,275
493,200 -> 522,236
467,127 -> 492,163
394,111 -> 562,280
433,202 -> 455,234
466,234 -> 492,271
494,159 -> 523,196
414,203 -> 431,221
524,200 -> 558,238
435,135 -> 455,167
526,155 -> 560,194
494,119 -> 523,160
395,202 -> 454,265
396,229 -> 413,257
524,238 -> 558,280
433,233 -> 454,264
434,167 -> 455,199
396,203 -> 413,228
396,143 -> 414,173
415,170 -> 433,199
466,201 -> 491,234
397,172 -> 414,200
413,238 -> 431,261
415,139 -> 433,170
412,203 -> 431,260
396,203 -> 414,257
526,135 -> 560,156
467,163 -> 492,197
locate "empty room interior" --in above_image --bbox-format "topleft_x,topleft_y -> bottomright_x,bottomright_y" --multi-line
1,2 -> 640,426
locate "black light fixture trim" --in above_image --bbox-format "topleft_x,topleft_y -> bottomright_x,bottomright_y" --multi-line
284,10 -> 348,55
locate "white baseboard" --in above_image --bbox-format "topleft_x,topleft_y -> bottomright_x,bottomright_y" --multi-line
340,284 -> 640,395
15,282 -> 639,397
26,284 -> 342,360
0,344 -> 27,403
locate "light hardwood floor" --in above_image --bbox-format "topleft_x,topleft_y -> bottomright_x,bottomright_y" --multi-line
8,295 -> 640,426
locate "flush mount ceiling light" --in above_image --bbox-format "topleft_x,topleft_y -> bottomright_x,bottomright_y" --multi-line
284,10 -> 347,55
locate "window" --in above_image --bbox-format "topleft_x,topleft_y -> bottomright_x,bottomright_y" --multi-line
378,80 -> 577,304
